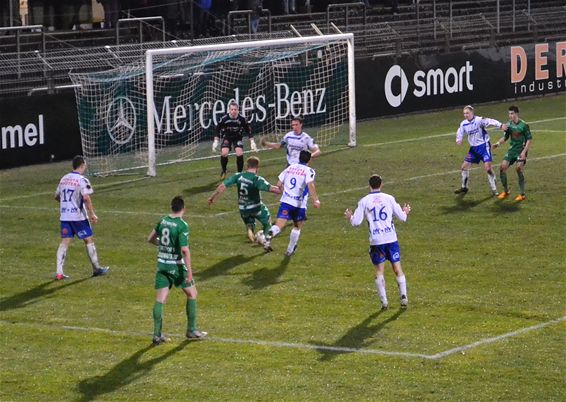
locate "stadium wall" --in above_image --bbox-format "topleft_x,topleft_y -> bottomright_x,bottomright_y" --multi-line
1,41 -> 563,169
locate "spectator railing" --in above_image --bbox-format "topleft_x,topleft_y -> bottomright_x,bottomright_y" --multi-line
226,9 -> 272,37
326,3 -> 366,34
115,16 -> 166,46
0,25 -> 45,79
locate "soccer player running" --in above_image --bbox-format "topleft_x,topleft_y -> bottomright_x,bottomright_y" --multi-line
260,116 -> 321,165
213,102 -> 257,178
208,156 -> 281,243
344,175 -> 411,310
263,150 -> 321,255
147,196 -> 207,345
54,155 -> 109,280
492,105 -> 533,201
454,105 -> 508,196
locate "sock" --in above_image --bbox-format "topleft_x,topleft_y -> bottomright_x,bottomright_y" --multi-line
487,170 -> 497,192
187,299 -> 197,332
153,302 -> 164,336
287,228 -> 301,252
500,171 -> 508,192
517,171 -> 525,195
396,274 -> 407,299
461,169 -> 469,188
85,243 -> 100,270
375,275 -> 387,305
56,243 -> 68,275
266,225 -> 281,240
236,155 -> 244,172
220,156 -> 228,173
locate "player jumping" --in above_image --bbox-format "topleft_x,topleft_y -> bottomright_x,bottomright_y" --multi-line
263,150 -> 320,256
54,155 -> 109,280
344,175 -> 411,310
454,105 -> 507,196
213,102 -> 257,179
492,105 -> 533,201
208,156 -> 281,243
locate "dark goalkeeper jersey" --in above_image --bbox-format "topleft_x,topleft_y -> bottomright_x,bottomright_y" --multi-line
216,114 -> 252,139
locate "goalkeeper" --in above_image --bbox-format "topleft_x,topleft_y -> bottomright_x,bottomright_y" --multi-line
213,101 -> 257,178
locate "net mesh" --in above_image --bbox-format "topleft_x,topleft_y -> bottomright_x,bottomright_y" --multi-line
70,38 -> 351,175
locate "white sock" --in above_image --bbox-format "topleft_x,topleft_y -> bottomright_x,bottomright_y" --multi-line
461,169 -> 469,188
56,243 -> 68,275
375,275 -> 387,305
487,171 -> 497,191
396,274 -> 407,299
287,228 -> 301,252
86,243 -> 100,270
268,225 -> 281,240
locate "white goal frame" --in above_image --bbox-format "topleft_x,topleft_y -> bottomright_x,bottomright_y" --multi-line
144,33 -> 356,177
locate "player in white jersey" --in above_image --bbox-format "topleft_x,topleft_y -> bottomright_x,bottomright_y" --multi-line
344,175 -> 411,310
455,105 -> 508,195
260,116 -> 321,165
263,150 -> 320,255
54,155 -> 109,280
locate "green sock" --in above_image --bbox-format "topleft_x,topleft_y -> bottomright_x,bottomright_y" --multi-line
517,171 -> 525,194
500,171 -> 508,192
187,299 -> 197,332
153,302 -> 164,337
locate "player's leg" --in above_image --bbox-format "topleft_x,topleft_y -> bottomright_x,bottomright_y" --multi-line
235,139 -> 244,173
241,211 -> 256,242
55,226 -> 73,280
391,262 -> 408,308
286,209 -> 306,256
254,204 -> 272,245
82,235 -> 109,277
264,203 -> 293,251
455,159 -> 472,194
483,160 -> 498,196
153,276 -> 171,345
220,139 -> 230,178
498,159 -> 511,199
515,158 -> 527,201
180,273 -> 207,339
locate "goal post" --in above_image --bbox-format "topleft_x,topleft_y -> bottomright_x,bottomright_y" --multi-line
71,33 -> 356,177
145,33 -> 356,177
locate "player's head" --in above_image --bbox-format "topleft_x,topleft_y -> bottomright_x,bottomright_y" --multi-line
72,155 -> 86,172
171,196 -> 185,213
463,105 -> 474,120
299,150 -> 311,164
247,156 -> 260,170
228,101 -> 239,118
369,174 -> 382,190
291,116 -> 303,134
508,105 -> 520,122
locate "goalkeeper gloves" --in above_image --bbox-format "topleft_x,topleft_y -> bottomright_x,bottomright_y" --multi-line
250,138 -> 258,152
212,138 -> 219,152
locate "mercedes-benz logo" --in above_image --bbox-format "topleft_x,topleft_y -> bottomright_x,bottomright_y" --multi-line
106,96 -> 136,145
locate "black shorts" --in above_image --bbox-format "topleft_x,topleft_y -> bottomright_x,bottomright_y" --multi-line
221,136 -> 244,150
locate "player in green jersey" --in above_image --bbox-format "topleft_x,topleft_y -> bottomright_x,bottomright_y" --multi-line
208,156 -> 281,244
493,105 -> 533,201
147,196 -> 207,345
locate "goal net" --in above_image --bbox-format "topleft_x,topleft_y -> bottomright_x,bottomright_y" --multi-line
70,34 -> 356,176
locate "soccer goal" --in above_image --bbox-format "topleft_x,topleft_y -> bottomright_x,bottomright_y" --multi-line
71,34 -> 356,176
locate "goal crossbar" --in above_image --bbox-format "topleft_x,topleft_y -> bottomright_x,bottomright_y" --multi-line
145,33 -> 356,176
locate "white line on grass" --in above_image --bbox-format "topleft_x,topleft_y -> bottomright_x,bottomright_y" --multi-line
1,316 -> 564,360
428,316 -> 566,360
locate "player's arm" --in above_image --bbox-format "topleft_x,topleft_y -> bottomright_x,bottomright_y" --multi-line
82,194 -> 98,224
269,185 -> 282,195
455,125 -> 465,145
307,182 -> 320,208
345,200 -> 364,226
181,245 -> 193,282
244,119 -> 257,151
208,183 -> 227,206
147,229 -> 159,245
309,144 -> 321,159
212,118 -> 224,152
493,129 -> 510,149
260,137 -> 283,149
392,200 -> 410,222
480,117 -> 503,129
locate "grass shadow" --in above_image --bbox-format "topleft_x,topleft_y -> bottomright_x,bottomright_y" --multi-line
313,308 -> 405,362
182,180 -> 220,196
491,200 -> 521,213
243,255 -> 291,290
195,254 -> 263,282
77,340 -> 189,402
440,195 -> 494,214
0,277 -> 90,312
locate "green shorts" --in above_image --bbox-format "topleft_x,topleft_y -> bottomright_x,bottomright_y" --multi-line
240,203 -> 271,231
155,264 -> 195,290
504,149 -> 528,165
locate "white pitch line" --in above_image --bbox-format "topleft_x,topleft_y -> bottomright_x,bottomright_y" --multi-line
428,316 -> 566,360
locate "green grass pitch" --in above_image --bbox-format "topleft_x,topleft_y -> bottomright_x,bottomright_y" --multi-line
1,94 -> 565,401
